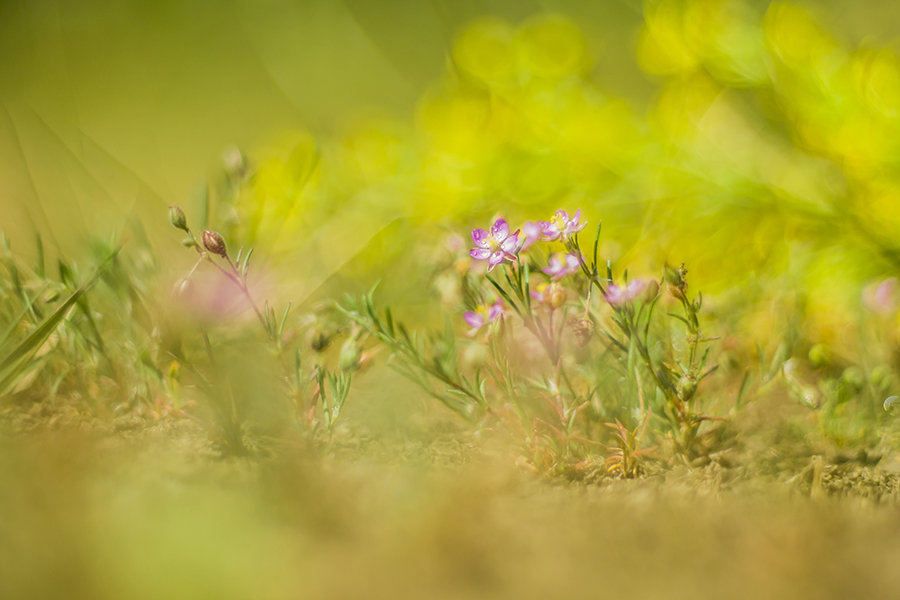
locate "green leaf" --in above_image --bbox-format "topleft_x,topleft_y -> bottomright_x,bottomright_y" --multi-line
0,286 -> 85,395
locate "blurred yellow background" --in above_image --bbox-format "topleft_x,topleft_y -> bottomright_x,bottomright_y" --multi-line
3,0 -> 900,349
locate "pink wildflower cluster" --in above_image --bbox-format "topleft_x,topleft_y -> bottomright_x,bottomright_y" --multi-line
469,210 -> 588,271
521,209 -> 587,250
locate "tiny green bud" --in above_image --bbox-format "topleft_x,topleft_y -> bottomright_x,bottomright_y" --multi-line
663,263 -> 687,299
841,366 -> 865,391
339,339 -> 362,372
663,263 -> 682,286
808,343 -> 831,368
869,365 -> 892,388
169,206 -> 188,231
676,372 -> 698,402
181,237 -> 197,248
641,279 -> 660,303
201,230 -> 228,258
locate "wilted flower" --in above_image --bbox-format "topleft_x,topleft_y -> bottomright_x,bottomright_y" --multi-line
463,300 -> 504,334
605,279 -> 650,306
569,318 -> 593,347
469,218 -> 520,271
531,282 -> 567,309
520,221 -> 544,251
541,209 -> 587,241
542,253 -> 582,280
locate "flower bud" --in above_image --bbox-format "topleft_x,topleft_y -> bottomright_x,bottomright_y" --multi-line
339,339 -> 362,372
676,372 -> 698,402
841,366 -> 865,391
641,280 -> 660,303
808,343 -> 831,368
548,283 -> 567,309
664,263 -> 688,298
869,365 -> 892,389
201,230 -> 228,258
168,206 -> 188,231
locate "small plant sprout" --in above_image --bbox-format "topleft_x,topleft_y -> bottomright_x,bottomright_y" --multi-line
604,414 -> 657,478
314,366 -> 352,435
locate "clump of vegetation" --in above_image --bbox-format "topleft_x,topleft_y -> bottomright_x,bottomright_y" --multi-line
341,209 -> 727,477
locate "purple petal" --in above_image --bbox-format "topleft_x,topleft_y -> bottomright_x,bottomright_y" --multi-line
488,302 -> 503,321
625,279 -> 647,299
470,248 -> 492,260
500,231 -> 520,253
472,228 -> 491,249
605,284 -> 624,305
490,219 -> 509,241
463,312 -> 484,329
488,251 -> 505,266
523,221 -> 542,238
540,221 -> 560,241
555,209 -> 569,222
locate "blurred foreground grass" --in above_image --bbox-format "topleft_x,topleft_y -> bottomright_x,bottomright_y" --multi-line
1,415 -> 900,600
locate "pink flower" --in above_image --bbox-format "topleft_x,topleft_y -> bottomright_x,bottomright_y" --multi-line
863,277 -> 900,315
605,279 -> 649,306
519,221 -> 544,251
541,209 -> 587,241
463,300 -> 504,334
470,218 -> 520,272
542,253 -> 582,280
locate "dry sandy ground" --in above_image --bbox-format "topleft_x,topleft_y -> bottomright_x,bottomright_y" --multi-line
1,414 -> 899,600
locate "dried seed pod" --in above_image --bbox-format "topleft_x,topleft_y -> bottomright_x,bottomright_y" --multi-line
201,230 -> 228,258
570,318 -> 593,347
